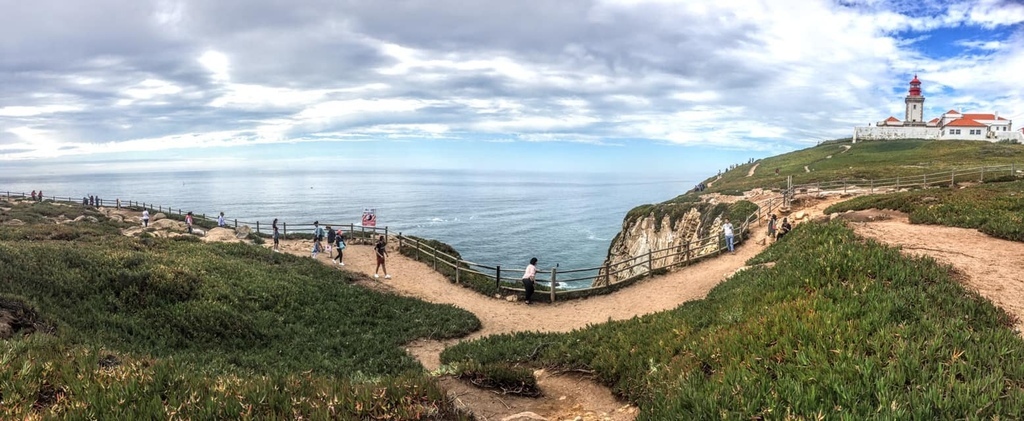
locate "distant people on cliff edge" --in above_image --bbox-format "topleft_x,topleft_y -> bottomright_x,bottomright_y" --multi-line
326,225 -> 336,258
722,218 -> 735,254
31,190 -> 36,201
142,209 -> 150,227
374,235 -> 390,279
185,211 -> 194,234
218,211 -> 226,227
777,218 -> 792,240
272,218 -> 280,252
522,257 -> 538,305
333,229 -> 346,266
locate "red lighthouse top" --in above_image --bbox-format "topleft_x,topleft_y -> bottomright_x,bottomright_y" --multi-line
908,74 -> 922,96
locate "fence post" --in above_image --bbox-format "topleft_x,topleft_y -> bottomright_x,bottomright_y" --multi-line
433,247 -> 437,270
896,177 -> 900,190
455,262 -> 460,284
923,174 -> 927,187
843,179 -> 847,194
648,249 -> 654,278
496,265 -> 501,291
398,232 -> 402,250
951,170 -> 955,188
685,241 -> 691,262
550,268 -> 557,303
415,239 -> 421,261
234,219 -> 238,229
256,221 -> 260,234
603,264 -> 609,286
980,166 -> 985,182
385,227 -> 388,240
283,222 -> 287,238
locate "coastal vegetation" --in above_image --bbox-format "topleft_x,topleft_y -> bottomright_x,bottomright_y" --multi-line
825,178 -> 1024,242
702,139 -> 1024,194
442,221 -> 1024,419
0,200 -> 479,419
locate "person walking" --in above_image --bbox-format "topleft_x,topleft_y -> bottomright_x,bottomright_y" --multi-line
141,209 -> 150,227
37,190 -> 43,201
185,211 -> 194,234
767,214 -> 777,243
333,229 -> 346,266
312,221 -> 325,256
374,235 -> 390,279
272,218 -> 280,252
30,190 -> 36,201
217,212 -> 225,227
522,257 -> 538,304
722,218 -> 735,253
326,225 -> 336,258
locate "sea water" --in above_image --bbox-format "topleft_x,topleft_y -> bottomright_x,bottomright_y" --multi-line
1,169 -> 691,285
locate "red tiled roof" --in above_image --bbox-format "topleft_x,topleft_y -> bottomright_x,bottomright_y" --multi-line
944,118 -> 987,127
885,116 -> 900,122
962,113 -> 1007,121
928,118 -> 940,123
945,109 -> 960,115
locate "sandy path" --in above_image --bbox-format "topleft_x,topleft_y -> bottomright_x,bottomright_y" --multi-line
747,162 -> 760,177
849,213 -> 1024,334
269,226 -> 772,420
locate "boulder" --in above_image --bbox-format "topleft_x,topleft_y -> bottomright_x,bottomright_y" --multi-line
3,219 -> 25,226
152,213 -> 167,221
793,211 -> 806,220
235,225 -> 252,239
151,218 -> 182,230
506,295 -> 519,302
204,227 -> 238,242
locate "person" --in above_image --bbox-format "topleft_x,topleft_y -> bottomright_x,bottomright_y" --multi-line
312,221 -> 325,255
217,212 -> 225,227
31,190 -> 36,201
767,214 -> 777,242
522,257 -> 538,304
775,168 -> 780,175
272,218 -> 280,252
374,235 -> 390,279
777,218 -> 792,240
311,236 -> 322,258
333,230 -> 346,266
82,196 -> 88,206
185,211 -> 194,234
722,218 -> 735,253
89,195 -> 94,206
37,190 -> 42,201
326,225 -> 336,257
141,209 -> 150,227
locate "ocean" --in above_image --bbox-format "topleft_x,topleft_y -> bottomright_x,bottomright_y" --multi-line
1,169 -> 692,284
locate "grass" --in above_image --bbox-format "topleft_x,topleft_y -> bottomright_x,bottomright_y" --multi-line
440,221 -> 1024,419
0,199 -> 479,419
702,139 -> 1024,194
825,179 -> 1024,242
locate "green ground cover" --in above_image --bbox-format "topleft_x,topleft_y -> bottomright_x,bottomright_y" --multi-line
702,139 -> 1024,194
441,221 -> 1024,419
825,179 -> 1024,242
0,200 -> 479,419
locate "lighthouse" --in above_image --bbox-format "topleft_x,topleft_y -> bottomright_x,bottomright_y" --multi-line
904,74 -> 924,125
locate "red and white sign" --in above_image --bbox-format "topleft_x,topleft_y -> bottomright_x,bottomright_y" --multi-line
361,208 -> 377,227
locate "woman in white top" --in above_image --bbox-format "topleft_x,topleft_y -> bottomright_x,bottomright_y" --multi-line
141,209 -> 150,227
522,257 -> 538,304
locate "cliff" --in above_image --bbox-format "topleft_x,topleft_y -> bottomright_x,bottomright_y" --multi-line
597,196 -> 759,286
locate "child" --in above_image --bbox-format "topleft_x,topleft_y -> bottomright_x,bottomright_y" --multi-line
311,238 -> 322,258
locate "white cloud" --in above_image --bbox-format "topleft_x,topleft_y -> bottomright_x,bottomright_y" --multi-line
198,50 -> 231,82
0,105 -> 83,117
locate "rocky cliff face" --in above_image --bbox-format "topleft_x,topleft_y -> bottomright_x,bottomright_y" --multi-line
596,199 -> 755,286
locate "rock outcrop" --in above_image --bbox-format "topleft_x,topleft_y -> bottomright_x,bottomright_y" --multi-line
597,198 -> 761,286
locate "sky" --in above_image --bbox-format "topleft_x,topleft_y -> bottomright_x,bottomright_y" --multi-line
1,0 -> 1023,177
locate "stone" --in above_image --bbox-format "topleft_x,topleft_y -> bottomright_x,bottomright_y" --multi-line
501,412 -> 547,421
506,295 -> 518,302
151,218 -> 181,230
152,212 -> 167,221
3,219 -> 25,226
793,211 -> 806,220
235,225 -> 252,239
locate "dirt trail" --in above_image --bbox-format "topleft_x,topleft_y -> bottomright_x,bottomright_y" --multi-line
747,162 -> 759,177
847,211 -> 1024,334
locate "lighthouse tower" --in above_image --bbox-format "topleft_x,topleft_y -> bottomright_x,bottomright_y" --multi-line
904,74 -> 924,125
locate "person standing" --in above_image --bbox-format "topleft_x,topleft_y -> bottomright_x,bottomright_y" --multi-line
185,211 -> 194,234
312,221 -> 325,256
217,212 -> 226,227
767,214 -> 777,243
522,257 -> 538,304
141,209 -> 150,227
326,225 -> 336,258
722,218 -> 735,253
31,190 -> 36,201
37,190 -> 43,201
374,235 -> 390,279
333,230 -> 346,266
272,218 -> 280,252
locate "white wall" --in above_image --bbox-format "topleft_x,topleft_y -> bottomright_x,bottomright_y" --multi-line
942,127 -> 988,140
854,126 -> 939,141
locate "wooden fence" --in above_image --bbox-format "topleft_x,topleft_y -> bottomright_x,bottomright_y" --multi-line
789,164 -> 1019,197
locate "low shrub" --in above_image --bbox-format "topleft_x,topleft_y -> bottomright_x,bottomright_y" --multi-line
455,361 -> 540,397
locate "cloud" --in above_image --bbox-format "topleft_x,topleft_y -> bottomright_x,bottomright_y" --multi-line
1,0 -> 1022,162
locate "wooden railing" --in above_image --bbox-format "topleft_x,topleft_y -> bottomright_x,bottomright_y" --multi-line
789,164 -> 1020,197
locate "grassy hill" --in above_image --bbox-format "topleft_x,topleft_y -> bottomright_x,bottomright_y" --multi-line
0,200 -> 479,419
701,139 -> 1024,195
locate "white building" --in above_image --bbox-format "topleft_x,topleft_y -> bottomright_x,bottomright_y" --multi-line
854,75 -> 1020,142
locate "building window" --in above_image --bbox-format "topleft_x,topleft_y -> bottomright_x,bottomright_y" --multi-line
969,129 -> 982,135
950,129 -> 961,135
913,104 -> 917,109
